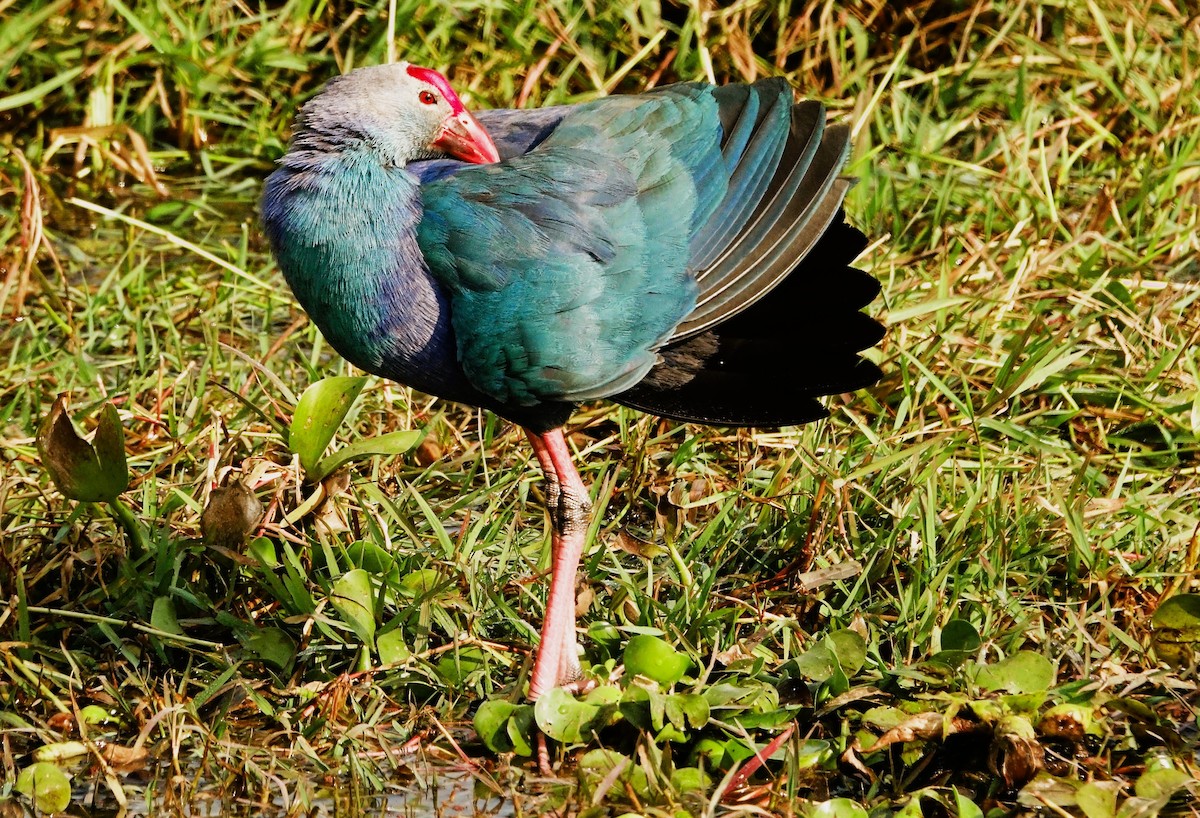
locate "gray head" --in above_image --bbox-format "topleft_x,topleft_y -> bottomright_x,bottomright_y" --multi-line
291,62 -> 499,167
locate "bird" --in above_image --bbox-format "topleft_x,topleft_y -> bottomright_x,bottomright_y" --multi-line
261,62 -> 883,702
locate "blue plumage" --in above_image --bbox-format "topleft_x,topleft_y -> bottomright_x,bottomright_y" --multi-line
262,66 -> 882,432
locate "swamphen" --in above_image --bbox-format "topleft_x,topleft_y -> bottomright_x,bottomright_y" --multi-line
262,63 -> 883,701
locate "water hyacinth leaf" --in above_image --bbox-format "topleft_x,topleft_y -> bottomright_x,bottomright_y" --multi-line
376,629 -> 410,665
289,376 -> 367,478
345,540 -> 400,580
795,629 -> 866,683
312,428 -> 423,482
579,748 -> 627,792
1016,774 -> 1078,809
954,790 -> 985,818
37,396 -> 129,502
623,634 -> 689,685
670,766 -> 711,793
795,739 -> 833,770
974,651 -> 1055,694
812,797 -> 869,818
1077,781 -> 1121,818
941,619 -> 982,652
78,705 -> 119,726
242,627 -> 296,672
436,646 -> 486,686
1133,763 -> 1192,800
400,568 -> 442,595
579,748 -> 646,796
151,596 -> 182,635
31,741 -> 88,762
507,715 -> 535,756
474,700 -> 535,755
731,708 -> 796,730
1038,703 -> 1097,740
1149,594 -> 1200,667
827,629 -> 867,675
796,641 -> 839,682
329,568 -> 376,645
665,693 -> 709,731
535,686 -> 603,743
248,537 -> 278,568
15,762 -> 72,814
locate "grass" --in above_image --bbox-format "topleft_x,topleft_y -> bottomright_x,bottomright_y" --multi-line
1,0 -> 1198,814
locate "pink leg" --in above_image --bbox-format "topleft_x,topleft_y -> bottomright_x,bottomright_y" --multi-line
525,428 -> 591,701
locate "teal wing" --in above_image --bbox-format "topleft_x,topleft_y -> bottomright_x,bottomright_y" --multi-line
416,81 -> 801,407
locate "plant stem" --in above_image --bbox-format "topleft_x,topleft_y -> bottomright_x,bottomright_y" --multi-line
106,497 -> 150,554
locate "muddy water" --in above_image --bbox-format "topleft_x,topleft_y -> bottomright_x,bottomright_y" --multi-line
64,763 -> 525,817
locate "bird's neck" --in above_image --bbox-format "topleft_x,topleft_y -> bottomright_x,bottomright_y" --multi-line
262,148 -> 461,390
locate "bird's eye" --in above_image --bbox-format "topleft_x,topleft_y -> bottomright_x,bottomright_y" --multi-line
419,90 -> 438,105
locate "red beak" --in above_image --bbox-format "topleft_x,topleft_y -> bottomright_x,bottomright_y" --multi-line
431,111 -> 500,165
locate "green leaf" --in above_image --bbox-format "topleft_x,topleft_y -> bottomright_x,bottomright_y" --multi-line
827,629 -> 867,675
289,376 -> 367,478
941,619 -> 982,652
579,748 -> 632,792
329,568 -> 376,645
795,739 -> 833,771
974,651 -> 1055,694
247,537 -> 278,568
535,686 -> 603,743
953,790 -> 985,818
665,693 -> 709,731
31,741 -> 88,762
1077,781 -> 1121,818
796,641 -> 839,682
15,762 -> 72,814
812,798 -> 869,818
1134,764 -> 1192,800
623,634 -> 689,686
151,596 -> 182,635
376,629 -> 410,665
78,705 -> 119,726
400,568 -> 443,595
436,646 -> 486,686
345,540 -> 400,580
474,700 -> 535,755
242,627 -> 296,672
670,766 -> 711,793
312,429 -> 423,482
36,395 -> 129,502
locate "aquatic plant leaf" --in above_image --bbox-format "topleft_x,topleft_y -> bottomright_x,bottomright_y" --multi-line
313,428 -> 423,482
941,619 -> 982,652
1077,781 -> 1121,818
670,766 -> 711,793
376,629 -> 410,665
436,646 -> 486,686
329,568 -> 376,644
812,797 -> 869,818
289,376 -> 366,478
974,651 -> 1055,694
36,396 -> 128,502
243,627 -> 296,672
474,700 -> 535,755
151,596 -> 183,635
535,686 -> 603,743
624,634 -> 689,685
15,762 -> 71,814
